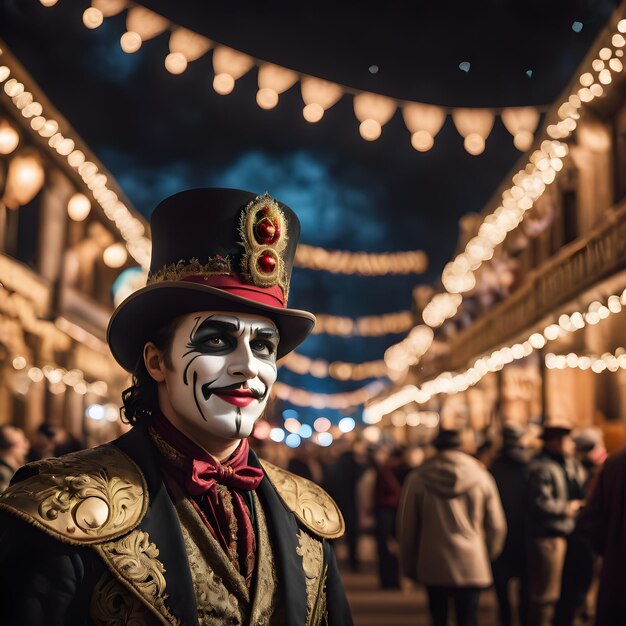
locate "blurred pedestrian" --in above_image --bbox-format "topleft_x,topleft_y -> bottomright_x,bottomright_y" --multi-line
565,447 -> 626,625
0,425 -> 30,492
26,422 -> 56,462
573,428 -> 607,497
398,428 -> 507,626
325,439 -> 369,571
373,445 -> 408,589
525,423 -> 586,626
554,428 -> 606,623
490,424 -> 531,626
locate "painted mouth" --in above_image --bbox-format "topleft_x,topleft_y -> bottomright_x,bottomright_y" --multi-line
202,382 -> 264,407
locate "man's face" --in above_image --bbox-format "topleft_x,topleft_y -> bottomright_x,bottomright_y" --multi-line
7,427 -> 29,465
158,311 -> 279,440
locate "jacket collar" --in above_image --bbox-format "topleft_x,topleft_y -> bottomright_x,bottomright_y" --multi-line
113,422 -> 199,626
249,448 -> 308,625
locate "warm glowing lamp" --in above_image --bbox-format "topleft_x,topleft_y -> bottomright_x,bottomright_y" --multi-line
213,73 -> 235,95
67,193 -> 91,221
103,243 -> 128,268
165,52 -> 188,75
212,46 -> 253,94
83,7 -> 104,29
120,32 -> 142,54
256,88 -> 279,110
0,120 -> 19,155
403,103 -> 445,152
354,92 -> 396,141
3,150 -> 45,209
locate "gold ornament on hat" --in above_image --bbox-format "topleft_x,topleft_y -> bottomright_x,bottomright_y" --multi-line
239,192 -> 290,300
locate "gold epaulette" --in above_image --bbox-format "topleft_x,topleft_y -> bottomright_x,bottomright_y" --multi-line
260,460 -> 345,539
0,444 -> 147,545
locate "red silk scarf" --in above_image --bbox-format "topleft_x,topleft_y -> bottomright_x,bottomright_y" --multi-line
150,414 -> 264,587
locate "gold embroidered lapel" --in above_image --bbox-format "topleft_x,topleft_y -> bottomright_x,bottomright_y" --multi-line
176,497 -> 250,615
297,530 -> 328,626
94,529 -> 180,626
248,492 -> 278,626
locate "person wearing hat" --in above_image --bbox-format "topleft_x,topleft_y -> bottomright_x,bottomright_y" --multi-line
489,423 -> 531,626
397,427 -> 507,626
525,421 -> 587,626
0,189 -> 353,626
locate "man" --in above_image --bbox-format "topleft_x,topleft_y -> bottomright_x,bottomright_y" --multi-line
0,425 -> 30,492
490,424 -> 531,626
565,447 -> 626,625
525,422 -> 586,626
0,188 -> 353,626
397,428 -> 507,626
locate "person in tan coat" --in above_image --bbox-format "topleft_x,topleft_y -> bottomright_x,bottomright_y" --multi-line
397,428 -> 507,626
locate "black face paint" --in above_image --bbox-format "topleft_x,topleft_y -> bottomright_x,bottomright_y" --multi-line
192,370 -> 208,422
181,314 -> 275,424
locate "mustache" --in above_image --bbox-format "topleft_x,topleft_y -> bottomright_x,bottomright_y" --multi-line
201,381 -> 267,401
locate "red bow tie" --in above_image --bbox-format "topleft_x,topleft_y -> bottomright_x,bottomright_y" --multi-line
186,457 -> 264,496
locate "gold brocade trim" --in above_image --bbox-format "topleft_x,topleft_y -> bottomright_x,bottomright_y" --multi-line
218,485 -> 240,568
260,460 -> 345,539
238,193 -> 290,301
297,530 -> 325,626
90,571 -> 159,625
176,497 -> 249,625
249,492 -> 278,626
147,256 -> 233,285
0,444 -> 146,545
95,529 -> 179,626
148,427 -> 185,470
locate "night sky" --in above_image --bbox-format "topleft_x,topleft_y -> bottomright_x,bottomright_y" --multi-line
0,0 -> 619,421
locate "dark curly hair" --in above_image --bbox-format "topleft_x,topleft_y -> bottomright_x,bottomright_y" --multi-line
120,317 -> 183,426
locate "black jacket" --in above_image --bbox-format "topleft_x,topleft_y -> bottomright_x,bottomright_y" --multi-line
0,425 -> 353,625
525,450 -> 585,538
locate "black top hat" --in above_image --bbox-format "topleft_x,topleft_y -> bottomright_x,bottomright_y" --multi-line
502,423 -> 525,448
107,188 -> 315,371
433,429 -> 462,450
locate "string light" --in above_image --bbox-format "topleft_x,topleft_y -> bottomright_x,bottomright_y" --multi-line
64,1 -> 543,155
545,349 -> 626,372
272,380 -> 388,410
388,20 -> 626,368
10,354 -> 111,398
280,351 -> 388,381
311,311 -> 413,337
365,287 -> 626,423
0,55 -> 151,269
295,244 -> 427,275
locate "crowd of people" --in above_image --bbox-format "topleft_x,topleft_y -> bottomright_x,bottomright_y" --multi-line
2,416 -> 626,626
258,418 -> 625,626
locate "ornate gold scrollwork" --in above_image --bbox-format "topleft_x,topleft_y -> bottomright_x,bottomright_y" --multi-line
0,444 -> 147,543
260,460 -> 345,539
96,529 -> 179,626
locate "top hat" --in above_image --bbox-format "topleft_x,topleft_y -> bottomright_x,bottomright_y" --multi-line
501,423 -> 525,448
540,418 -> 573,440
433,429 -> 462,450
107,188 -> 315,371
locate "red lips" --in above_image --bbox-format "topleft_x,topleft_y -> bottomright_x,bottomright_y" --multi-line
214,388 -> 257,407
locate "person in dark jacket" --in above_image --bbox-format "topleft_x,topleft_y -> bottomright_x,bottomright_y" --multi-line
490,424 -> 531,626
372,445 -> 408,589
0,189 -> 353,626
525,423 -> 586,626
553,447 -> 626,626
325,439 -> 369,572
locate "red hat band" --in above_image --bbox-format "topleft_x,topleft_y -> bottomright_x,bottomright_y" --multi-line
181,274 -> 286,308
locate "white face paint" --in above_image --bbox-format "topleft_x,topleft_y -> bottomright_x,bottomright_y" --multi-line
162,311 -> 279,440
